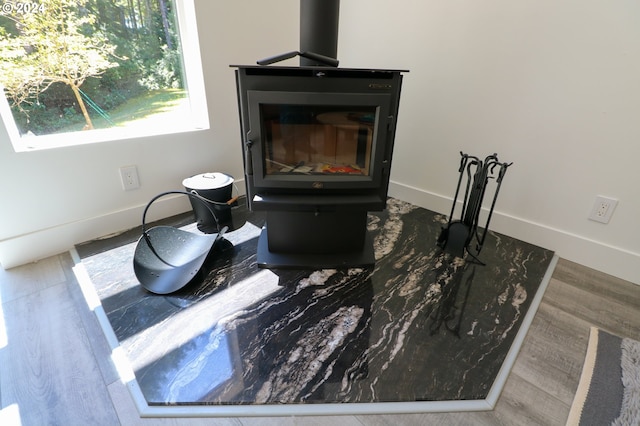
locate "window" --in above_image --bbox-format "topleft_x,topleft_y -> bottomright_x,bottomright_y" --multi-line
0,0 -> 208,151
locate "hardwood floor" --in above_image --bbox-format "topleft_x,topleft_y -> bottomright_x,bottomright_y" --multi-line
1,254 -> 638,425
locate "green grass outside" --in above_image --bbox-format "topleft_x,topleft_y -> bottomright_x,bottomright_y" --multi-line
56,88 -> 186,133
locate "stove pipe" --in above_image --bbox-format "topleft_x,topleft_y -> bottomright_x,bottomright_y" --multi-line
299,0 -> 340,66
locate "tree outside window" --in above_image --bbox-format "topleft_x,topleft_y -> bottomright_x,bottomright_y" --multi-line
0,0 -> 197,144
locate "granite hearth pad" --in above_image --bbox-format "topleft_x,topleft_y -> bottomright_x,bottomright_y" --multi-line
73,198 -> 556,416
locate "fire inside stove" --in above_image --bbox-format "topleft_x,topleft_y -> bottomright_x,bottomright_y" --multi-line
262,104 -> 376,177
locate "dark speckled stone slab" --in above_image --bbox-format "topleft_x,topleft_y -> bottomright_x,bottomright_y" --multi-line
77,198 -> 554,406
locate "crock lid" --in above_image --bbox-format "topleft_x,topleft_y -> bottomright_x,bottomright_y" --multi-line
182,172 -> 234,190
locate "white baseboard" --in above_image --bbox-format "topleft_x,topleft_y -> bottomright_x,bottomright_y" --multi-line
0,180 -> 248,270
3,179 -> 637,286
0,194 -> 192,269
388,180 -> 640,286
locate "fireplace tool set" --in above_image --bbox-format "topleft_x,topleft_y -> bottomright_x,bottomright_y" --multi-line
437,152 -> 512,263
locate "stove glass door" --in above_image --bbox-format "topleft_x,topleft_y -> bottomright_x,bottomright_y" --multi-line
261,104 -> 377,177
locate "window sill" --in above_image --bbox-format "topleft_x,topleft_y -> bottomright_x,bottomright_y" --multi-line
8,113 -> 209,153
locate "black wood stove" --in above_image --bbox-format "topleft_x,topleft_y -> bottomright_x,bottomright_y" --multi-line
232,0 -> 407,268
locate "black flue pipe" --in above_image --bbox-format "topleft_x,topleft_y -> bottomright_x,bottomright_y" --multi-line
299,0 -> 340,66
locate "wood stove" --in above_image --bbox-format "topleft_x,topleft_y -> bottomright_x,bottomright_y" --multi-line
233,66 -> 406,268
232,0 -> 406,268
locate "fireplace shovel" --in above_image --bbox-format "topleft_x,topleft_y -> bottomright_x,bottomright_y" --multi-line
133,191 -> 227,295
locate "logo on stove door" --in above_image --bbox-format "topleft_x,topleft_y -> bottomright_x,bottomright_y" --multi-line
369,83 -> 392,90
312,181 -> 324,189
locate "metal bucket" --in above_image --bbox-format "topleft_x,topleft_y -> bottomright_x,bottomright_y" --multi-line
182,172 -> 234,230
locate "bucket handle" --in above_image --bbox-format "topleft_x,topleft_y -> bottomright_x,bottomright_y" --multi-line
142,191 -> 222,241
187,182 -> 239,206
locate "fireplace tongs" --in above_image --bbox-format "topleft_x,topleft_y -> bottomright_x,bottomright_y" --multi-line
257,51 -> 339,67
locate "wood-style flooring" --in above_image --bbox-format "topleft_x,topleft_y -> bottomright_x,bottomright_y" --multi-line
1,253 -> 639,425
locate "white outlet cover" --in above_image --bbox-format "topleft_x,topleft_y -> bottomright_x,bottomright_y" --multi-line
119,166 -> 140,191
588,196 -> 618,224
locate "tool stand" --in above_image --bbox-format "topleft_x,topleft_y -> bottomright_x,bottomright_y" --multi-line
437,152 -> 512,263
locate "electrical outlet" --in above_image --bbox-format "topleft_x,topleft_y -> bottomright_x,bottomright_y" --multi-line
588,196 -> 618,224
119,165 -> 140,191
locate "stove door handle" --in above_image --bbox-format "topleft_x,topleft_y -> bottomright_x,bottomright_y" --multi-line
244,139 -> 254,175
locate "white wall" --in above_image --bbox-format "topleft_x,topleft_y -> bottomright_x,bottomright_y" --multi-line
339,0 -> 640,284
0,1 -> 299,268
2,0 -> 639,285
